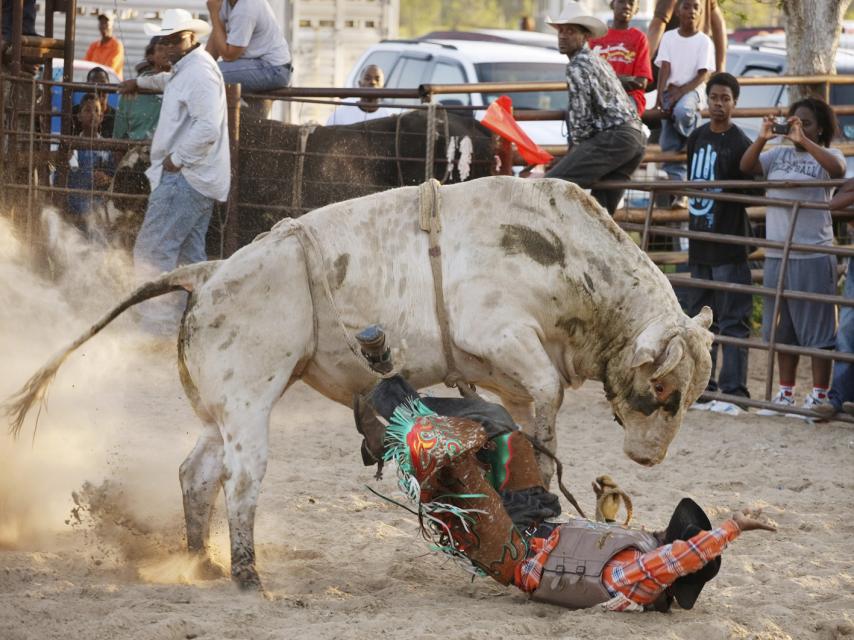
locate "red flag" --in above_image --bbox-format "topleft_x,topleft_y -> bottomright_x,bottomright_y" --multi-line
481,95 -> 554,165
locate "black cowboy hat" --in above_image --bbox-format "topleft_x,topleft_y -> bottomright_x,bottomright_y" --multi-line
663,498 -> 721,609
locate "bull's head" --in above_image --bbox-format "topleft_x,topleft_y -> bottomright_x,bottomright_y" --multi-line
605,306 -> 714,466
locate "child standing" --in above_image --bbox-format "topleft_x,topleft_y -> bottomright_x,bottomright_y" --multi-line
590,0 -> 653,117
654,0 -> 714,207
67,93 -> 115,223
682,73 -> 754,414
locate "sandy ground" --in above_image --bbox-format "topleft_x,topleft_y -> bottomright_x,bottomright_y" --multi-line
1,215 -> 853,640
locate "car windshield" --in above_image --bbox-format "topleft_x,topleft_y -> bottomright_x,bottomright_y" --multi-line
474,62 -> 568,111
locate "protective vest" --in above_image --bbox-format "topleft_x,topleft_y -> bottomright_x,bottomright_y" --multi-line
531,518 -> 660,609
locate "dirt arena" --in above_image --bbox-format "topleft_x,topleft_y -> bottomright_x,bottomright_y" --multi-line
1,216 -> 852,640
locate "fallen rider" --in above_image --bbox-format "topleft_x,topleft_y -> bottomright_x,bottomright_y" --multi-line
355,326 -> 777,612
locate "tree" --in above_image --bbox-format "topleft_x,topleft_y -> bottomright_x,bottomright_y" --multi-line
782,0 -> 853,99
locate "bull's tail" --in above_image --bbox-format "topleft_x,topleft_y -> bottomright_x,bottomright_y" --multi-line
4,260 -> 220,439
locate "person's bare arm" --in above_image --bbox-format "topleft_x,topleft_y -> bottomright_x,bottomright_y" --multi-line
786,116 -> 846,178
655,60 -> 671,109
206,0 -> 246,61
666,69 -> 710,105
710,6 -> 727,72
647,16 -> 667,62
740,115 -> 776,176
619,75 -> 648,91
831,178 -> 854,210
732,508 -> 777,533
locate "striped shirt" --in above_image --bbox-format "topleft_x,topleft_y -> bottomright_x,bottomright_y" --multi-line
516,519 -> 742,609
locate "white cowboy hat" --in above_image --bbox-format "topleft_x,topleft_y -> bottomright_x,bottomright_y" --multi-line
144,8 -> 211,38
546,2 -> 608,39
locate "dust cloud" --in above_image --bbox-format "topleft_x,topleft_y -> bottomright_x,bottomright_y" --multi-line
0,210 -> 206,581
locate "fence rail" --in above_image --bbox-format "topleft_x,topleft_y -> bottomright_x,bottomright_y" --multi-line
3,71 -> 854,423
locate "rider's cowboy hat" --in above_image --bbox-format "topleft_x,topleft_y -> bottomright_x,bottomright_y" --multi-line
546,2 -> 608,39
144,8 -> 211,38
663,498 -> 722,609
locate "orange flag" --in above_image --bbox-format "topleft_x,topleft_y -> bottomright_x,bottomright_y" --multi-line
481,95 -> 554,165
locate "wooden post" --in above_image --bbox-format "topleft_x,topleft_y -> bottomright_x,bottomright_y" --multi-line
223,83 -> 241,257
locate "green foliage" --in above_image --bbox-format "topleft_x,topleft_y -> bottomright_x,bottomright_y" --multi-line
399,0 -> 539,37
717,0 -> 784,30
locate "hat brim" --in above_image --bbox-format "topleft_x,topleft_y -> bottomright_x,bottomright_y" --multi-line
143,19 -> 211,38
546,16 -> 608,39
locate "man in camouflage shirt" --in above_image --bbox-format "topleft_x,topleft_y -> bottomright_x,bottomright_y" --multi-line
545,2 -> 647,214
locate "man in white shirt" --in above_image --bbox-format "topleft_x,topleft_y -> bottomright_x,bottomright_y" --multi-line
205,0 -> 292,92
118,9 -> 230,334
327,65 -> 393,126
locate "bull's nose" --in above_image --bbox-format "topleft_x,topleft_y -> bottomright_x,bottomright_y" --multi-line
631,455 -> 658,467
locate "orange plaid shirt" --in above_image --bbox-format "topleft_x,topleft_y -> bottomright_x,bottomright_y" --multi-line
516,519 -> 742,608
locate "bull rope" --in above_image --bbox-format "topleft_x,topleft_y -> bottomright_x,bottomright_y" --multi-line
418,179 -> 478,398
291,124 -> 316,212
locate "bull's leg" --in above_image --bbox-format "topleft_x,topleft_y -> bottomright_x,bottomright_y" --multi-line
179,420 -> 226,579
218,402 -> 273,590
459,325 -> 563,487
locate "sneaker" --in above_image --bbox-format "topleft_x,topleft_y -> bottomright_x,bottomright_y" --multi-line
757,390 -> 796,417
690,398 -> 715,411
842,401 -> 854,416
709,400 -> 743,416
803,391 -> 835,420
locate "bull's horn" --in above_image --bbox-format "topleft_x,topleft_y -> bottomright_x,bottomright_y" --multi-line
630,346 -> 655,369
693,306 -> 713,329
652,335 -> 685,379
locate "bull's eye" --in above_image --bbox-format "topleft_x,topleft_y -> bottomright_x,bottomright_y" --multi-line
654,383 -> 665,395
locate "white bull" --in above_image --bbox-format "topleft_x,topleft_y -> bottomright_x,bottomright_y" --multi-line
6,177 -> 713,589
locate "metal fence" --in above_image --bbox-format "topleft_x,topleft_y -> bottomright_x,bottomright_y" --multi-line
2,71 -> 854,422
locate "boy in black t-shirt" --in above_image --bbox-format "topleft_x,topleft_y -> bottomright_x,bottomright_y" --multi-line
683,73 -> 753,413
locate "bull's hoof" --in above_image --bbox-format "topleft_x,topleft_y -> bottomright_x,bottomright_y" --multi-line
195,557 -> 227,580
232,565 -> 263,591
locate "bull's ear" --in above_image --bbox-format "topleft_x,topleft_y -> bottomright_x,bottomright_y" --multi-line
631,319 -> 676,369
652,335 -> 685,379
693,306 -> 713,329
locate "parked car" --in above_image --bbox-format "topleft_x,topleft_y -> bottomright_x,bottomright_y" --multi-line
344,38 -> 569,146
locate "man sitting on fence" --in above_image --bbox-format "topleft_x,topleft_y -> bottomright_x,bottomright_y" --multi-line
204,0 -> 292,92
682,73 -> 753,415
544,2 -> 646,215
327,65 -> 394,126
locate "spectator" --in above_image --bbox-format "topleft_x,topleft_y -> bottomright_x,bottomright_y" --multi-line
72,67 -> 116,137
683,73 -> 753,415
589,0 -> 653,117
118,9 -> 229,335
544,2 -> 646,215
814,178 -> 854,418
326,65 -> 392,126
647,0 -> 726,73
654,0 -> 714,208
67,93 -> 115,221
1,0 -> 37,39
205,0 -> 292,91
84,13 -> 125,79
113,37 -> 171,142
740,98 -> 846,416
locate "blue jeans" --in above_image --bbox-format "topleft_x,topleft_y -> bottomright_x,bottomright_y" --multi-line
660,89 -> 702,182
218,59 -> 292,92
682,262 -> 753,397
828,258 -> 854,409
133,171 -> 215,334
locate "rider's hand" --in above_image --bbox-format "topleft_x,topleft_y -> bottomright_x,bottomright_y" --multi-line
732,507 -> 777,533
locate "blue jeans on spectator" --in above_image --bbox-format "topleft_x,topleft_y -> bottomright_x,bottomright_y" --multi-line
133,171 -> 215,335
218,59 -> 292,92
682,261 -> 753,398
660,89 -> 702,182
827,258 -> 854,410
